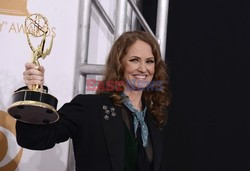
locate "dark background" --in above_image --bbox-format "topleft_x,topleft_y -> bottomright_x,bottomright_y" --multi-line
142,0 -> 250,171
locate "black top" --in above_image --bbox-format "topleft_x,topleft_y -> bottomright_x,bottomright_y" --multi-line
122,106 -> 153,171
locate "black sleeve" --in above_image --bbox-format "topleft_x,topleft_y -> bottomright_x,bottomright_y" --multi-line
16,94 -> 86,150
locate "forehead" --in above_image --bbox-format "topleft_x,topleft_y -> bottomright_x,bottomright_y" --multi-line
125,40 -> 153,57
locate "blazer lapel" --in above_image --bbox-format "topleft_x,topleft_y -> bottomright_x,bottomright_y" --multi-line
101,96 -> 125,171
147,114 -> 163,171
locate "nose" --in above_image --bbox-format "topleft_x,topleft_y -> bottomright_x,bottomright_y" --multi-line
138,62 -> 147,72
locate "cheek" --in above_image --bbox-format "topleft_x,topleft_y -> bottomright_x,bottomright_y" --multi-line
123,67 -> 132,79
123,63 -> 136,75
149,65 -> 155,75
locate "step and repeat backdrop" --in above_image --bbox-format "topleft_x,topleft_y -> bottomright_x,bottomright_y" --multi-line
0,0 -> 79,170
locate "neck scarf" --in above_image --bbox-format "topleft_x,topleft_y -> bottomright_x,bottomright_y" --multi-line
121,92 -> 149,147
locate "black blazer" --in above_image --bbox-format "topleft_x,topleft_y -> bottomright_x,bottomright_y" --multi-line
16,93 -> 167,171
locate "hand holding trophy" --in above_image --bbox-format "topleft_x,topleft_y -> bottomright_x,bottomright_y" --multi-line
8,13 -> 59,124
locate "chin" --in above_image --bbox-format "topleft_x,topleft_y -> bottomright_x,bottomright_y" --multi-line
125,82 -> 149,91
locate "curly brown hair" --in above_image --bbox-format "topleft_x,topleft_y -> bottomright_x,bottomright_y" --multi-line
97,30 -> 171,127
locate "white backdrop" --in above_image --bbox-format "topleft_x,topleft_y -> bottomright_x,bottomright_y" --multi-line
0,0 -> 78,170
0,0 -> 118,170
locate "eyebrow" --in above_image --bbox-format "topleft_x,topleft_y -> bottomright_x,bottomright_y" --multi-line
130,56 -> 154,60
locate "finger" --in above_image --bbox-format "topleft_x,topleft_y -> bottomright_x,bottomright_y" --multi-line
25,63 -> 45,73
27,85 -> 33,90
38,66 -> 45,73
23,72 -> 32,83
30,79 -> 44,85
28,74 -> 44,82
24,68 -> 44,77
23,73 -> 44,86
25,63 -> 37,70
25,79 -> 44,87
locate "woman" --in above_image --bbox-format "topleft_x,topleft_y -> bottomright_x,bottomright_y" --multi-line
17,30 -> 171,171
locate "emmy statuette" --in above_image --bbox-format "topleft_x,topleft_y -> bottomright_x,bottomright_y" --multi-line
8,13 -> 59,124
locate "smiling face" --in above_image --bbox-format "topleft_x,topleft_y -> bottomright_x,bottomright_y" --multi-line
122,40 -> 155,91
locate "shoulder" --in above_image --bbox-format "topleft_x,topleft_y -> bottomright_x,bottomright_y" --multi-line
58,93 -> 113,114
70,93 -> 112,106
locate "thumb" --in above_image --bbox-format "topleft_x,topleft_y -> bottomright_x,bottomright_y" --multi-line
38,66 -> 45,73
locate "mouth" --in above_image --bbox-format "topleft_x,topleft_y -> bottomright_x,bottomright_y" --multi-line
132,74 -> 147,80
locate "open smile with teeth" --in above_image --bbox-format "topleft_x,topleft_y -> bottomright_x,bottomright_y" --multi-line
133,75 -> 147,80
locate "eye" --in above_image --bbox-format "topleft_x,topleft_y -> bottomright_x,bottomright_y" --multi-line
129,58 -> 139,63
146,59 -> 155,64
